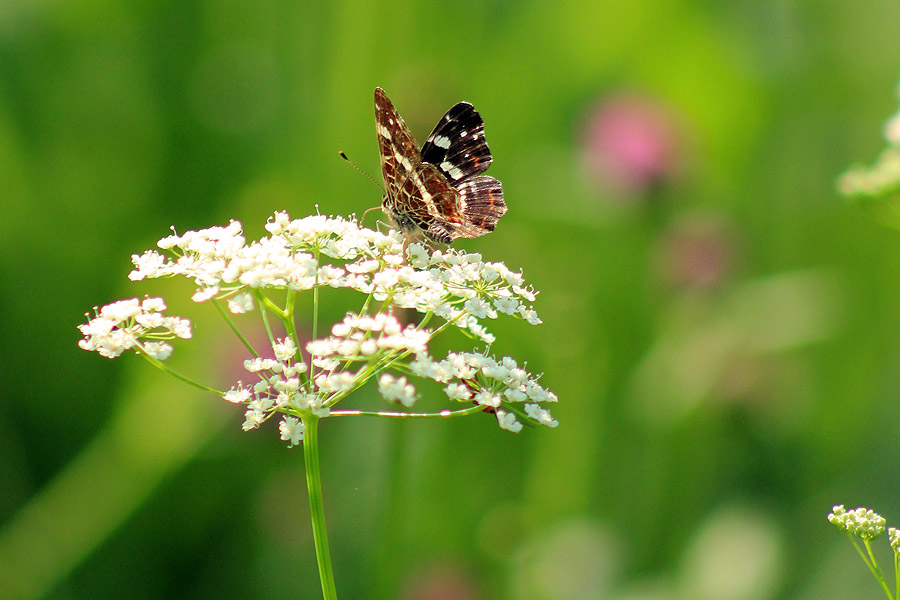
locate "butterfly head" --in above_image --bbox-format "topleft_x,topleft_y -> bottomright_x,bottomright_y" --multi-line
381,194 -> 425,241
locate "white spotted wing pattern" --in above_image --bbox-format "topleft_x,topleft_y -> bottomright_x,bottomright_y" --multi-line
374,87 -> 507,245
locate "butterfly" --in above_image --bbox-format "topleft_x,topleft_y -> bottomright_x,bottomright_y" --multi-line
374,87 -> 507,245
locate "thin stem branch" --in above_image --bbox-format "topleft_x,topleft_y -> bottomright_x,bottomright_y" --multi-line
285,290 -> 299,347
850,536 -> 894,600
310,250 -> 321,387
848,534 -> 875,572
135,346 -> 224,396
891,548 -> 900,598
863,539 -> 895,600
256,290 -> 288,320
328,405 -> 485,419
254,290 -> 278,347
213,299 -> 259,357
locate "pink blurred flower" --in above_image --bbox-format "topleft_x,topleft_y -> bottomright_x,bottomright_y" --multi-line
654,216 -> 738,291
401,564 -> 479,600
580,93 -> 684,198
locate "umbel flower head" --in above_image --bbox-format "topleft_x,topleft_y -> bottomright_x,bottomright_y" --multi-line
79,211 -> 558,445
78,297 -> 191,360
828,505 -> 886,541
890,527 -> 900,552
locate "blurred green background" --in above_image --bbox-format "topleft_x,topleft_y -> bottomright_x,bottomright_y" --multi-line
3,0 -> 900,599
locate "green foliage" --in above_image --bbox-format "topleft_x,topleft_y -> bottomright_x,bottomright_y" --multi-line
3,1 -> 900,599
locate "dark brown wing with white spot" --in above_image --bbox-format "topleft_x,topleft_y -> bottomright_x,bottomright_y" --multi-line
448,175 -> 506,238
420,101 -> 492,184
374,87 -> 421,202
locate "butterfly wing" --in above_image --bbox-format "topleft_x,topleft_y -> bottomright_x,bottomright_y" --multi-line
450,175 -> 506,238
394,163 -> 464,244
374,87 -> 422,203
420,100 -> 506,239
420,101 -> 493,183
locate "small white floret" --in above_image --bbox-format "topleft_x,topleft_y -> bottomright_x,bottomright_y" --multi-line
279,416 -> 305,447
496,410 -> 523,433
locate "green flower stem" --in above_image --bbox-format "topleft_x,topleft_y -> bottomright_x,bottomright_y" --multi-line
852,537 -> 894,600
358,289 -> 375,317
136,346 -> 224,396
891,548 -> 900,598
255,291 -> 279,347
329,405 -> 485,418
310,250 -> 321,386
496,402 -> 536,428
373,417 -> 406,599
255,289 -> 288,320
276,313 -> 297,341
213,299 -> 259,357
865,539 -> 894,600
847,535 -> 874,568
312,250 -> 320,340
303,415 -> 338,600
286,288 -> 297,317
285,290 -> 300,348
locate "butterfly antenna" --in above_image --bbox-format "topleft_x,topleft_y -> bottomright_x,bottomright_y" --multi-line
361,205 -> 382,220
339,151 -> 383,191
340,151 -> 385,224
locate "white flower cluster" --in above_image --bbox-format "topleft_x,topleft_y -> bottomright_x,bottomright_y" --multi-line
378,373 -> 417,407
890,527 -> 900,552
409,351 -> 558,433
81,212 -> 557,444
224,312 -> 435,437
224,336 -> 325,444
128,212 -> 540,341
307,312 -> 430,407
828,505 -> 886,540
838,80 -> 900,199
308,312 -> 431,370
78,297 -> 192,359
838,148 -> 900,198
221,322 -> 557,436
385,244 -> 542,343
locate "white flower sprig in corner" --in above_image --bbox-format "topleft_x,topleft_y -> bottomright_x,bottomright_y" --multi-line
838,79 -> 900,202
828,505 -> 900,599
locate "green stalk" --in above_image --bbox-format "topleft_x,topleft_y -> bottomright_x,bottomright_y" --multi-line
894,549 -> 899,600
285,290 -> 300,349
328,406 -> 485,419
303,415 -> 338,600
255,291 -> 279,347
213,299 -> 259,357
862,539 -> 893,600
136,346 -> 224,395
373,419 -> 406,599
310,250 -> 321,387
